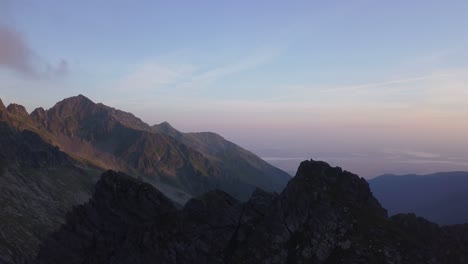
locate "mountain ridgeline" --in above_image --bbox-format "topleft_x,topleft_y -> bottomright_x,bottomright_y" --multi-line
36,161 -> 468,264
9,94 -> 291,200
0,95 -> 289,263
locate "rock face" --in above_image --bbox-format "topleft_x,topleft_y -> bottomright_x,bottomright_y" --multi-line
36,160 -> 468,264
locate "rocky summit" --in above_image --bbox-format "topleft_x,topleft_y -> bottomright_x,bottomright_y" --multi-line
35,160 -> 468,264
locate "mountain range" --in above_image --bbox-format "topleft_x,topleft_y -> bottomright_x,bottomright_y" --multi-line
369,172 -> 468,225
0,95 -> 290,263
36,161 -> 468,263
2,95 -> 468,263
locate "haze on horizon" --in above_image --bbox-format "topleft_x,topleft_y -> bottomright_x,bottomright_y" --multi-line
1,0 -> 468,177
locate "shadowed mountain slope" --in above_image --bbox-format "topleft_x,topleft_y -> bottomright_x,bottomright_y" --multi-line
152,122 -> 290,192
0,106 -> 101,263
36,160 -> 468,264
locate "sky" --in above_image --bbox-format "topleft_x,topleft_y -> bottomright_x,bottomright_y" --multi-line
1,0 -> 468,177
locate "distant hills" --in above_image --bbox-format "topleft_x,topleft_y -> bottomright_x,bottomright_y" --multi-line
369,172 -> 468,225
0,95 -> 290,263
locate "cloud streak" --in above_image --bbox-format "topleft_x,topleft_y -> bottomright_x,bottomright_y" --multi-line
114,47 -> 280,92
116,62 -> 194,91
0,24 -> 69,79
323,73 -> 454,92
176,48 -> 280,90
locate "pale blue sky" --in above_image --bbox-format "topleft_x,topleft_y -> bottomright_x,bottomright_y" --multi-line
2,0 -> 468,176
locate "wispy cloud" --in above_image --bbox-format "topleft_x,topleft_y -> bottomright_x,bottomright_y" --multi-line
0,24 -> 69,79
176,48 -> 280,90
115,62 -> 194,91
323,72 -> 455,92
264,68 -> 468,111
114,47 -> 281,92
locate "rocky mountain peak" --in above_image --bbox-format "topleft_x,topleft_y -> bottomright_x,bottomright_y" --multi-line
93,170 -> 177,218
31,107 -> 46,117
30,107 -> 47,125
151,121 -> 181,138
291,159 -> 387,216
6,103 -> 29,117
70,94 -> 94,104
159,121 -> 173,128
52,94 -> 95,112
155,121 -> 176,132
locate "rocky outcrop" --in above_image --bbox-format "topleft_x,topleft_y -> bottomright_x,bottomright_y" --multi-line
6,104 -> 29,118
35,160 -> 468,263
30,107 -> 47,128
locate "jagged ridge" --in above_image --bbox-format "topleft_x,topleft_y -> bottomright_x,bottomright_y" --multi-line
35,160 -> 468,263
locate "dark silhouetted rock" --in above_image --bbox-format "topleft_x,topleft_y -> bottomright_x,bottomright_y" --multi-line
35,160 -> 468,264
